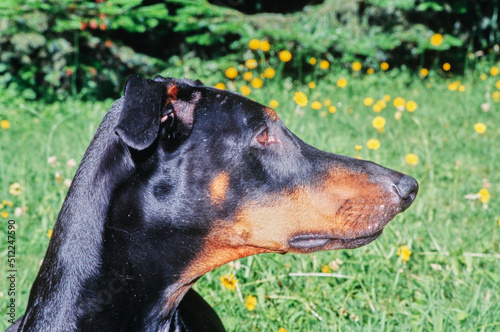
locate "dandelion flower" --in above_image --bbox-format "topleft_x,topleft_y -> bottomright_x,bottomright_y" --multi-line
323,98 -> 331,107
259,40 -> 270,52
363,97 -> 374,107
458,85 -> 466,92
420,68 -> 429,77
66,158 -> 77,168
478,188 -> 490,203
380,62 -> 389,71
490,66 -> 499,76
1,211 -> 8,218
269,100 -> 279,108
495,80 -> 500,90
372,116 -> 386,133
263,68 -> 275,79
279,50 -> 292,62
278,328 -> 287,332
246,295 -> 257,311
405,153 -> 419,165
352,62 -> 362,71
474,123 -> 487,134
9,183 -> 22,196
225,67 -> 238,79
293,92 -> 308,107
480,73 -> 488,80
321,265 -> 331,273
214,83 -> 226,90
393,97 -> 405,109
220,274 -> 238,291
430,33 -> 443,47
311,101 -> 322,110
245,59 -> 258,70
406,100 -> 418,112
448,81 -> 458,91
355,145 -> 362,151
243,72 -> 253,81
320,111 -> 327,117
367,139 -> 381,150
367,68 -> 375,74
308,82 -> 316,89
251,78 -> 263,89
442,63 -> 451,71
328,106 -> 337,114
492,91 -> 500,102
47,229 -> 53,238
249,39 -> 260,50
309,57 -> 317,65
383,94 -> 391,102
319,60 -> 330,69
394,111 -> 403,120
240,85 -> 251,96
1,119 -> 11,129
337,78 -> 347,88
397,245 -> 412,263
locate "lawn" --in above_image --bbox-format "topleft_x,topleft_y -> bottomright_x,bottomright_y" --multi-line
0,61 -> 499,331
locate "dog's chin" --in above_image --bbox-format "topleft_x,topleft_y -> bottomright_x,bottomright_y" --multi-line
287,230 -> 383,253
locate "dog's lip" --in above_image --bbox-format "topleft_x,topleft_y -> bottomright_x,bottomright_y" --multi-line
288,230 -> 383,251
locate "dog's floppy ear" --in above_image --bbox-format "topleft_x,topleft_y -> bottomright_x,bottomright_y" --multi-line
115,76 -> 167,150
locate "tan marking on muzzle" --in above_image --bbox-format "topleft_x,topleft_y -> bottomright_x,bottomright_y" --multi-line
263,107 -> 279,121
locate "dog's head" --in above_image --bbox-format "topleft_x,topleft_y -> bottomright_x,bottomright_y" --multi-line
111,75 -> 418,282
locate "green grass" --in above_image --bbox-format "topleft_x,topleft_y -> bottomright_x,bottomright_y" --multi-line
0,68 -> 499,331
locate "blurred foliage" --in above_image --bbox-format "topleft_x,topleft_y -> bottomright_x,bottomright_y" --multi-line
0,0 -> 498,100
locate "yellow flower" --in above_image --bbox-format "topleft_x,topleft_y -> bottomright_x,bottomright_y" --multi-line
9,183 -> 22,196
311,101 -> 322,110
394,111 -> 403,120
293,92 -> 308,107
251,78 -> 263,89
319,60 -> 330,69
397,245 -> 412,263
393,97 -> 405,109
458,85 -> 466,92
309,57 -> 317,65
495,80 -> 500,90
367,68 -> 375,74
225,67 -> 238,79
383,94 -> 391,102
380,62 -> 389,71
355,145 -> 362,151
245,59 -> 258,69
480,73 -> 488,80
269,100 -> 279,108
328,106 -> 337,114
243,72 -> 253,81
405,153 -> 419,165
308,82 -> 316,89
278,328 -> 287,332
263,68 -> 275,79
352,61 -> 362,71
47,229 -> 53,238
220,274 -> 238,291
406,100 -> 418,112
373,104 -> 383,113
448,81 -> 459,91
259,40 -> 270,52
337,78 -> 347,88
323,98 -> 331,106
240,85 -> 251,96
493,91 -> 500,102
474,123 -> 487,134
367,139 -> 381,150
320,111 -> 327,117
321,265 -> 331,273
279,50 -> 292,62
478,188 -> 490,204
442,63 -> 451,71
1,119 -> 11,129
1,211 -> 8,218
420,68 -> 429,77
214,83 -> 225,90
363,97 -> 374,106
372,116 -> 386,133
490,66 -> 499,76
249,39 -> 260,50
430,33 -> 443,47
246,294 -> 257,311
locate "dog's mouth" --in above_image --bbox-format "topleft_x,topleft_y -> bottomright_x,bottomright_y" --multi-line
288,230 -> 383,252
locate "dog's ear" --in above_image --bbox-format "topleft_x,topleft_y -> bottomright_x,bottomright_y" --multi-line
115,76 -> 200,150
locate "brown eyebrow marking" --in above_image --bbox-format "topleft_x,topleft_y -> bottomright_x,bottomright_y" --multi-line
167,85 -> 179,100
263,107 -> 279,121
209,172 -> 230,204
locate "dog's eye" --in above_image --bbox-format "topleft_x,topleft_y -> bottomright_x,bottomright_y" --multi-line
256,128 -> 278,146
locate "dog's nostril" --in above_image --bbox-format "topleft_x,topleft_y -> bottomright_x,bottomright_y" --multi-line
394,175 -> 419,207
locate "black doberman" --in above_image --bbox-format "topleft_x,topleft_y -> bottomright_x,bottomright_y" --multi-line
9,76 -> 418,331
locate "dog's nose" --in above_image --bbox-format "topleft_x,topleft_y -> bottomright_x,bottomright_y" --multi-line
394,175 -> 418,210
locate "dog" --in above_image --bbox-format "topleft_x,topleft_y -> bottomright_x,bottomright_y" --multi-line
8,75 -> 418,331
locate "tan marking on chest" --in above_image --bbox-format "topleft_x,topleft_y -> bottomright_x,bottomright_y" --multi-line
209,172 -> 230,204
263,107 -> 279,121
